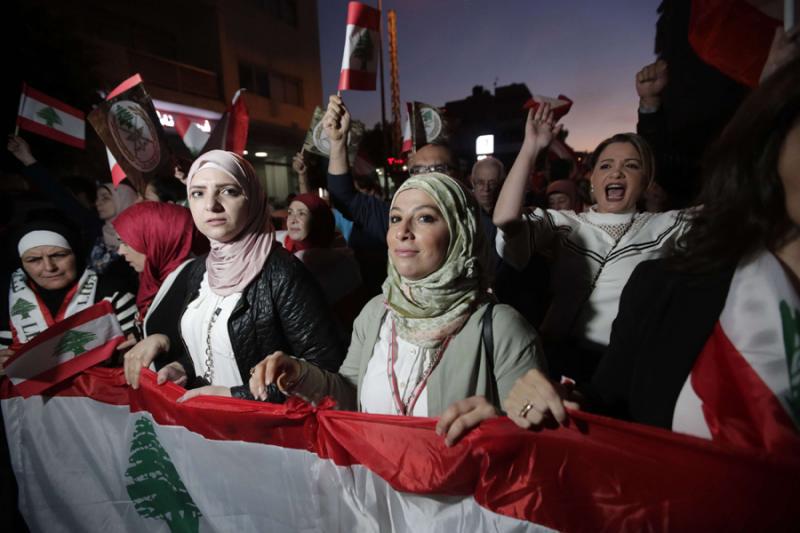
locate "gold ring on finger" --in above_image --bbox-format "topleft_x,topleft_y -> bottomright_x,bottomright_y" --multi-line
519,401 -> 535,418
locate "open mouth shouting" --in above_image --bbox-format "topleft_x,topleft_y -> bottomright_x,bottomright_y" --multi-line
605,183 -> 627,202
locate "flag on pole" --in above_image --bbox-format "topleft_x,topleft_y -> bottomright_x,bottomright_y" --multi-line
199,89 -> 249,155
401,102 -> 447,154
1,366 -> 798,532
338,1 -> 381,91
88,75 -> 173,190
3,301 -> 123,398
16,84 -> 86,149
523,94 -> 574,121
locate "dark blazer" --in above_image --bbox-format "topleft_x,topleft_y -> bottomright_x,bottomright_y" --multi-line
581,258 -> 735,429
146,246 -> 345,401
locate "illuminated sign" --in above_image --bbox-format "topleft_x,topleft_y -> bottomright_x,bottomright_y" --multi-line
152,99 -> 222,133
475,134 -> 494,155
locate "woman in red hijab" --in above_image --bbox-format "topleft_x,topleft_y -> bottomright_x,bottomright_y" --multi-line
279,193 -> 363,326
112,202 -> 208,334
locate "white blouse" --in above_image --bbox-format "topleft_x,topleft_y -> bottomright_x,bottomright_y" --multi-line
497,207 -> 688,348
360,315 -> 431,416
180,273 -> 243,387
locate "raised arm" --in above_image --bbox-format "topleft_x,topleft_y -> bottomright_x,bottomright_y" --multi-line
493,103 -> 561,228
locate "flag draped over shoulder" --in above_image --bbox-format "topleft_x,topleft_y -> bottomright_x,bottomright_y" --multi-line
1,366 -> 798,532
16,84 -> 86,149
338,1 -> 381,91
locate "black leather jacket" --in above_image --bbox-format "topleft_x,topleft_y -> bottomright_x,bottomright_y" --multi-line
146,247 -> 345,401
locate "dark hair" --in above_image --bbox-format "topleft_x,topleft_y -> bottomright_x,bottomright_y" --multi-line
587,132 -> 656,188
671,55 -> 800,273
60,175 -> 96,204
147,177 -> 187,203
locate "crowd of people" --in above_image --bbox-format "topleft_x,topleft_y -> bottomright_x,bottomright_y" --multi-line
1,32 -> 798,516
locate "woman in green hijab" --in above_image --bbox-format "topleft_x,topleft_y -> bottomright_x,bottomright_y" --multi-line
248,172 -> 545,435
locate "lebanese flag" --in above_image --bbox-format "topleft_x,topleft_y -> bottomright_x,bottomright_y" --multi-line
672,250 -> 800,456
200,89 -> 249,155
3,301 -> 123,398
523,94 -> 573,121
2,366 -> 798,531
174,116 -> 210,156
338,2 -> 381,91
16,84 -> 85,149
688,0 -> 781,88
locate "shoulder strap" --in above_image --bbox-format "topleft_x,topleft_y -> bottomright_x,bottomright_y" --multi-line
481,302 -> 496,375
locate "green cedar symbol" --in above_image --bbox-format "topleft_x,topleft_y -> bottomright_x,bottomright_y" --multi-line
780,300 -> 800,420
115,107 -> 136,131
36,106 -> 63,127
352,29 -> 374,71
125,417 -> 202,533
11,298 -> 37,320
54,330 -> 97,357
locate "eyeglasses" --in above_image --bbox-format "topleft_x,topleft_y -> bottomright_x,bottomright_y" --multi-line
408,163 -> 452,176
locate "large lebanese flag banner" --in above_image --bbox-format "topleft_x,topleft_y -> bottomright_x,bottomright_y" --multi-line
2,367 -> 798,532
16,83 -> 86,149
338,1 -> 381,91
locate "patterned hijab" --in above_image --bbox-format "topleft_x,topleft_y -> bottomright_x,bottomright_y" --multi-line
187,150 -> 275,296
382,172 -> 490,347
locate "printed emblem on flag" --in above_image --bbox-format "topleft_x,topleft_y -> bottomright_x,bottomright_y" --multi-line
126,417 -> 202,533
419,106 -> 442,144
349,28 -> 375,71
303,106 -> 365,164
107,101 -> 161,172
36,107 -> 63,127
11,298 -> 36,320
54,330 -> 97,358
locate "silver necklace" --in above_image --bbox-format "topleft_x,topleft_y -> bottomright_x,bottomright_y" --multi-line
203,306 -> 223,383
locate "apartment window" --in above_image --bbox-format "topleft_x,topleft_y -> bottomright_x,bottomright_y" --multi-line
240,61 -> 303,107
239,62 -> 271,98
252,0 -> 298,27
270,73 -> 303,107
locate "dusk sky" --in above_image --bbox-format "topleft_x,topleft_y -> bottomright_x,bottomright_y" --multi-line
317,0 -> 662,152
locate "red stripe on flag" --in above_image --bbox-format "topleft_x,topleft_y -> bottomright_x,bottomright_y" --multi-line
691,322 -> 800,456
107,74 -> 143,100
12,335 -> 123,398
110,163 -> 126,186
338,69 -> 377,91
16,117 -> 85,149
346,1 -> 380,29
4,301 -> 115,368
21,85 -> 85,119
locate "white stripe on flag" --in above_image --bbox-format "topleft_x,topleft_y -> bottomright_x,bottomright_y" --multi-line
340,25 -> 380,74
2,396 -> 551,533
19,95 -> 85,142
6,313 -> 122,385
